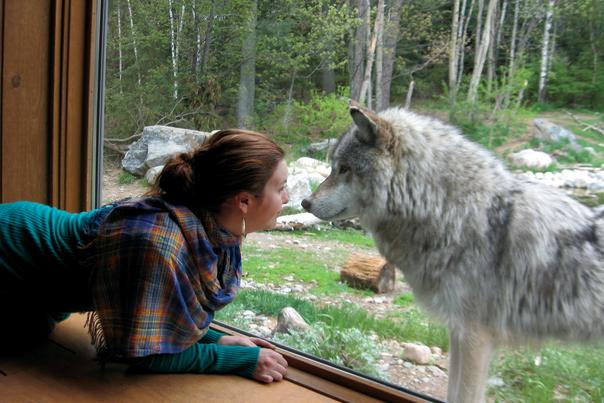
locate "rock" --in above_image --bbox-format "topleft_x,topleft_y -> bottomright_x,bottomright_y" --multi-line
122,125 -> 210,176
306,138 -> 338,155
275,212 -> 323,231
274,307 -> 310,334
533,119 -> 578,144
509,149 -> 553,169
285,172 -> 312,211
430,346 -> 442,356
402,343 -> 432,365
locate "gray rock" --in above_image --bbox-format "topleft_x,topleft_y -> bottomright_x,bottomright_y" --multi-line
533,119 -> 577,144
122,125 -> 210,176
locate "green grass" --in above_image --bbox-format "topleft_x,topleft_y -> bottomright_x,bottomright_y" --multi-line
393,291 -> 415,308
242,244 -> 364,295
490,345 -> 604,402
282,227 -> 375,249
215,289 -> 449,350
118,171 -> 137,185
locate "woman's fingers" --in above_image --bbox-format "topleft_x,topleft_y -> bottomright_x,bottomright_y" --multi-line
250,337 -> 276,349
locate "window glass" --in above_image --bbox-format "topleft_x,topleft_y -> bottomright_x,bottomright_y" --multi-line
101,1 -> 604,402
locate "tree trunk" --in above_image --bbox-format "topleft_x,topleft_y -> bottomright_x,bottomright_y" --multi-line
375,0 -> 384,110
473,0 -> 484,70
282,71 -> 296,130
404,79 -> 415,109
350,0 -> 369,101
168,0 -> 185,100
201,0 -> 216,78
192,0 -> 201,82
590,0 -> 599,85
126,0 -> 141,86
359,0 -> 384,106
503,0 -> 520,107
117,0 -> 123,93
378,0 -> 404,111
538,0 -> 555,103
449,0 -> 461,108
467,0 -> 498,106
457,0 -> 475,87
237,0 -> 257,128
487,0 -> 507,93
321,66 -> 336,94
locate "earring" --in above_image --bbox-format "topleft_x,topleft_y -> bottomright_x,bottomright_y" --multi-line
241,217 -> 247,238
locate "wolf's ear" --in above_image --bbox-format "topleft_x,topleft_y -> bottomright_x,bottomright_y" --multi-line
350,106 -> 379,145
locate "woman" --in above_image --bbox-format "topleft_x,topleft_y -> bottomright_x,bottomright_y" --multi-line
0,129 -> 289,383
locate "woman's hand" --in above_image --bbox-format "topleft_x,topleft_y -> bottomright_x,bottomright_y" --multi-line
217,335 -> 276,349
252,348 -> 288,383
217,335 -> 287,383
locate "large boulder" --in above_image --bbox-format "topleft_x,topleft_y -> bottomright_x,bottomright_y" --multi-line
509,149 -> 553,169
122,126 -> 211,176
533,119 -> 577,144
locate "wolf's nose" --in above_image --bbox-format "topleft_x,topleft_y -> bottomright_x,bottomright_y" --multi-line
301,199 -> 311,211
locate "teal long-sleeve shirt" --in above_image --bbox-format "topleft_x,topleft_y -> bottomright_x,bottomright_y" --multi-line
0,201 -> 259,378
129,328 -> 260,378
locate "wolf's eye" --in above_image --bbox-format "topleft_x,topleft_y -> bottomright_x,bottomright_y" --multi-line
339,165 -> 350,174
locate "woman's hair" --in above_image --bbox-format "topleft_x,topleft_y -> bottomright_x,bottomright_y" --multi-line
150,129 -> 285,212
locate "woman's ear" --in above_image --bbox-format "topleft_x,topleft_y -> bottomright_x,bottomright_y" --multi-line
235,192 -> 253,214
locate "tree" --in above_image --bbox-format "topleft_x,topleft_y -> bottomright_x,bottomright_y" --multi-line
538,0 -> 556,103
467,0 -> 498,106
376,0 -> 404,111
448,0 -> 461,108
237,0 -> 258,128
359,0 -> 385,107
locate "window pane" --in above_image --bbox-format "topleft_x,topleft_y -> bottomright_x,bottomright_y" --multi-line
100,1 -> 604,402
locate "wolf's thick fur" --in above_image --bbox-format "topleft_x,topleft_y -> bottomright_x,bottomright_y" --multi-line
302,105 -> 604,403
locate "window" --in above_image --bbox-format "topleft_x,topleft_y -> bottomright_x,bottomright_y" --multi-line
99,1 -> 440,401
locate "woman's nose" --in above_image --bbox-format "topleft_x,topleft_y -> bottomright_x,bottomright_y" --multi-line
282,190 -> 289,204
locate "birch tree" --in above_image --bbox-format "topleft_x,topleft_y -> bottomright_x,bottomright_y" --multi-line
457,0 -> 475,87
359,0 -> 384,107
116,0 -> 123,93
467,0 -> 498,106
449,0 -> 461,108
538,0 -> 556,103
126,0 -> 141,87
168,0 -> 186,100
350,0 -> 369,101
237,0 -> 257,128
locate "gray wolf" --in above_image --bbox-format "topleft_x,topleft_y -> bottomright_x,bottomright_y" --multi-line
301,104 -> 604,403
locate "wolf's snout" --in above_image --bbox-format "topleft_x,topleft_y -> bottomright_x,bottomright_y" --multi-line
301,198 -> 311,211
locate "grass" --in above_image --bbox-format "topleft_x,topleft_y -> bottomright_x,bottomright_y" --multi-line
242,244 -> 368,296
283,227 -> 376,248
215,289 -> 449,350
490,345 -> 604,402
118,171 -> 137,185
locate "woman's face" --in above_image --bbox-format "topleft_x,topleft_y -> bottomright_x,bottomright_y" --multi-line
247,159 -> 289,232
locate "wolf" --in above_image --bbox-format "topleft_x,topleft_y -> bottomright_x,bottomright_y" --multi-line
301,103 -> 604,403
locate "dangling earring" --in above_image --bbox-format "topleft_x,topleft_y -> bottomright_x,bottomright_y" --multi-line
241,217 -> 247,239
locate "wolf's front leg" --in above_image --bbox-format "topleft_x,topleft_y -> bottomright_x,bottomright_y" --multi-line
447,322 -> 496,403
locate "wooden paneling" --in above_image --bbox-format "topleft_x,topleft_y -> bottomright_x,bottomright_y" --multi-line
1,0 -> 97,211
1,0 -> 52,204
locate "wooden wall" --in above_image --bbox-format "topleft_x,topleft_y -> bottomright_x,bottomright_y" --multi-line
0,0 -> 98,211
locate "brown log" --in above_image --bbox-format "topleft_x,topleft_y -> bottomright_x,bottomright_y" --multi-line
340,253 -> 395,294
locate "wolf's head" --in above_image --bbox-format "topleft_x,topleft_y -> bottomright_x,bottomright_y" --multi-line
301,103 -> 405,221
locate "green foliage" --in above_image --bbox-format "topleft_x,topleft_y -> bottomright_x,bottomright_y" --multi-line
273,322 -> 383,377
118,171 -> 137,185
282,227 -> 375,248
242,244 -> 363,295
393,292 -> 415,308
215,289 -> 449,350
490,345 -> 604,402
259,90 -> 350,158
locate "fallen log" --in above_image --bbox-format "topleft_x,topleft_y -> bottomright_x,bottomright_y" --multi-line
340,253 -> 395,294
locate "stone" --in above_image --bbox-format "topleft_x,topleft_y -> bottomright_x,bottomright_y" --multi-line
402,343 -> 432,365
274,307 -> 310,334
